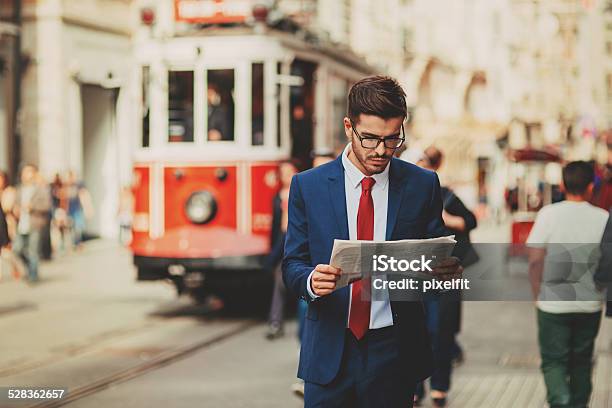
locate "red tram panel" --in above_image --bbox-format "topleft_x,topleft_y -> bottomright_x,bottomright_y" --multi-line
250,163 -> 279,237
131,166 -> 150,250
164,165 -> 237,231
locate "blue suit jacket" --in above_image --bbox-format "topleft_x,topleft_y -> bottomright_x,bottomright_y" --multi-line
282,156 -> 447,385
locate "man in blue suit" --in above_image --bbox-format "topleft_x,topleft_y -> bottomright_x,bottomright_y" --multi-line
282,76 -> 463,407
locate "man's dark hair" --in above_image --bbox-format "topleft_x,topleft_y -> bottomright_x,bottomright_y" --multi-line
347,76 -> 407,123
562,161 -> 594,195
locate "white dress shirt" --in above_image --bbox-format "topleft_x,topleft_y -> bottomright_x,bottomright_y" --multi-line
307,144 -> 394,329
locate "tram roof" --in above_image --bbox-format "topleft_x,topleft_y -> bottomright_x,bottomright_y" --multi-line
174,23 -> 376,76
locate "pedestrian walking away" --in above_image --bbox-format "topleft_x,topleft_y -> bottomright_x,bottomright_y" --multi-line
13,165 -> 52,283
527,161 -> 609,408
65,170 -> 94,249
0,197 -> 10,281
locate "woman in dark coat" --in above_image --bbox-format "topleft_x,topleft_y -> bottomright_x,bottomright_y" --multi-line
1,170 -> 16,280
0,171 -> 10,249
0,198 -> 10,281
414,146 -> 479,408
0,206 -> 8,249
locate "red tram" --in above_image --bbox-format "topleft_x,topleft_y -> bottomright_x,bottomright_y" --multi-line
506,148 -> 562,251
130,15 -> 374,300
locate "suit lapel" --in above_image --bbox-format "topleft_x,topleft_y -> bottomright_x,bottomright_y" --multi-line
328,156 -> 349,240
386,158 -> 405,240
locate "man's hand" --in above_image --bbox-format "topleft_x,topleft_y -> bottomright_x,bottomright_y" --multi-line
431,256 -> 463,280
310,264 -> 342,296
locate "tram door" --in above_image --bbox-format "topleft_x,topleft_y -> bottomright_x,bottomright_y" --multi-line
290,59 -> 316,169
81,84 -> 119,239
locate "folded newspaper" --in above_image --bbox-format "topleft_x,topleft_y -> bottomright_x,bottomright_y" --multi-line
330,236 -> 457,289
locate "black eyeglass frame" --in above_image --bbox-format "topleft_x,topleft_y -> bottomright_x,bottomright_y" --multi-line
349,119 -> 406,150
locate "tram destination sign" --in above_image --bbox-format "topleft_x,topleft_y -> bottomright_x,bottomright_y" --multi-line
174,0 -> 255,24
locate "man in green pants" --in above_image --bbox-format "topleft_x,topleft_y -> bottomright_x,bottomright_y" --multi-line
527,161 -> 609,408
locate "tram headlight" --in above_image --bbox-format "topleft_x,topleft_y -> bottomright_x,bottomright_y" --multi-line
185,191 -> 217,225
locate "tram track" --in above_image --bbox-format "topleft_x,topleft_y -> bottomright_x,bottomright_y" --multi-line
27,320 -> 258,408
0,320 -> 160,378
0,287 -> 234,379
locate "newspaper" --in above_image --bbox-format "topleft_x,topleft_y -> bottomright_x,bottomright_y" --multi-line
330,235 -> 457,289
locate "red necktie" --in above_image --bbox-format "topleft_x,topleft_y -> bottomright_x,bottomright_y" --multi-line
349,177 -> 375,340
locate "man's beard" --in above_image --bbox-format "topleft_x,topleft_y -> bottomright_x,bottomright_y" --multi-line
360,153 -> 390,175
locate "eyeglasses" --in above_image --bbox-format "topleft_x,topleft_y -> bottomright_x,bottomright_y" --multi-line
350,120 -> 405,150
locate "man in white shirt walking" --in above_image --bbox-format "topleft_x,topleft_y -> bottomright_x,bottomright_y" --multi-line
527,161 -> 609,408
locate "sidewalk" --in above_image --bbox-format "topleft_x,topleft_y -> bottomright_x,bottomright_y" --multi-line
443,302 -> 612,408
0,248 -> 23,283
0,240 -> 175,378
443,219 -> 612,407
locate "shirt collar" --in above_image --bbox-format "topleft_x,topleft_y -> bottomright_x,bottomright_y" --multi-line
341,143 -> 390,191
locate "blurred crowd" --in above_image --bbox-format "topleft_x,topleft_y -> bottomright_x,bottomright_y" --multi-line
0,166 -> 94,283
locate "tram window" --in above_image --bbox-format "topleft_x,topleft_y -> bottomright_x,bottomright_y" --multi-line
289,60 -> 315,166
168,71 -> 194,143
330,76 -> 349,151
207,69 -> 235,141
142,66 -> 150,148
252,63 -> 264,146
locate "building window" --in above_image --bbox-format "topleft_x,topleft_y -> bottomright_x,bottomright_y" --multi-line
168,71 -> 194,143
206,69 -> 235,141
252,63 -> 264,146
